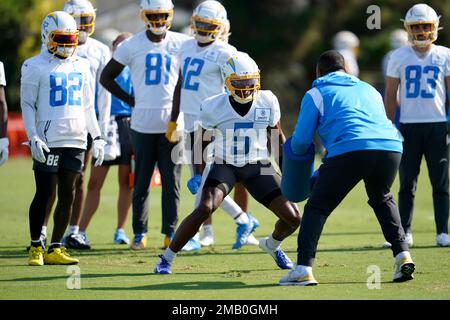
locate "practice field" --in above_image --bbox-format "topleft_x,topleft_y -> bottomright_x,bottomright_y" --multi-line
0,158 -> 449,300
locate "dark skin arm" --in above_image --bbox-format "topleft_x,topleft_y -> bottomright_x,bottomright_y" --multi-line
193,126 -> 213,175
100,59 -> 134,107
170,69 -> 182,122
267,121 -> 286,172
0,86 -> 7,138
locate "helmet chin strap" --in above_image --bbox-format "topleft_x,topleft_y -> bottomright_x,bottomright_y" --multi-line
149,26 -> 166,35
78,31 -> 88,44
232,93 -> 254,104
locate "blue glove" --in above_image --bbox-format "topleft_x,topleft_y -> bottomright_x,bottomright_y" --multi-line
187,174 -> 202,195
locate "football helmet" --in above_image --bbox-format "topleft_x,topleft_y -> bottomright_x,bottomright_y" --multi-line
63,0 -> 96,43
221,52 -> 260,104
41,11 -> 79,59
191,0 -> 227,44
333,31 -> 359,50
140,0 -> 174,35
390,29 -> 408,50
403,4 -> 441,48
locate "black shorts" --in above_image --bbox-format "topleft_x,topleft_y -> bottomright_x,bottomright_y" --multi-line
99,116 -> 133,166
33,148 -> 85,173
204,160 -> 282,208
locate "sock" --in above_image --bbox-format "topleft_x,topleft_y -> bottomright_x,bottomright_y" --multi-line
48,242 -> 62,252
266,234 -> 281,251
296,265 -> 312,273
220,196 -> 245,219
31,239 -> 43,248
202,224 -> 213,234
234,212 -> 249,225
67,225 -> 79,235
40,226 -> 47,238
116,228 -> 125,233
163,247 -> 177,264
395,251 -> 411,261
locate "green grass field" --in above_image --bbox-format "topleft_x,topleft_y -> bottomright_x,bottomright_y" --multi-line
0,157 -> 449,300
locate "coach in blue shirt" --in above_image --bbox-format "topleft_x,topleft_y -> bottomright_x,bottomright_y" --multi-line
279,50 -> 415,286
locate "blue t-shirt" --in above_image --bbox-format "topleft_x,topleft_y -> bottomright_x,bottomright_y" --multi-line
291,71 -> 403,158
111,66 -> 133,117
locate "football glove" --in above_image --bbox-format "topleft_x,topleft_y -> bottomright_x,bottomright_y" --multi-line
0,137 -> 8,166
30,136 -> 50,163
187,174 -> 202,195
92,137 -> 106,167
165,121 -> 178,143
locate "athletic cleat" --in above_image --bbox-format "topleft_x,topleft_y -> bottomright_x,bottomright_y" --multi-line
130,234 -> 147,250
114,229 -> 130,245
65,233 -> 91,250
181,235 -> 201,252
436,233 -> 450,247
162,234 -> 172,249
232,213 -> 258,249
154,255 -> 172,274
279,265 -> 318,286
383,232 -> 413,249
199,229 -> 215,247
393,251 -> 415,282
246,234 -> 259,246
28,246 -> 44,266
44,247 -> 79,265
259,237 -> 294,270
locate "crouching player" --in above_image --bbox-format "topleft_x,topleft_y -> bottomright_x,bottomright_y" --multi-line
21,11 -> 105,266
154,52 -> 301,274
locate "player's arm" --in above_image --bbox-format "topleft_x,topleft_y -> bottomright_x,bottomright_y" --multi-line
166,69 -> 182,143
96,50 -> 112,138
0,85 -> 7,139
384,76 -> 400,123
267,121 -> 285,171
193,126 -> 213,175
100,59 -> 135,108
291,92 -> 319,155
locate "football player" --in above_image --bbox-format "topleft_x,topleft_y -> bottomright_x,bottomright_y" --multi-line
77,32 -> 134,247
154,52 -> 301,274
0,60 -> 8,166
166,0 -> 258,250
22,11 -> 105,266
384,3 -> 450,247
100,0 -> 190,250
333,30 -> 360,77
40,0 -> 112,250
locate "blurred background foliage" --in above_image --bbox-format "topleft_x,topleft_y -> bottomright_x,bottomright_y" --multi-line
0,0 -> 449,133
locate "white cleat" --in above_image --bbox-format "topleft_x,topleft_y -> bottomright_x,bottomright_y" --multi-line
393,251 -> 415,282
436,233 -> 450,247
383,232 -> 413,248
246,234 -> 259,246
279,265 -> 318,286
199,230 -> 215,247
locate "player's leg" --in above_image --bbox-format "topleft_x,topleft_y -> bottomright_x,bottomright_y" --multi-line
130,130 -> 157,249
28,169 -> 58,266
114,163 -> 132,244
364,150 -> 414,282
423,123 -> 450,246
154,163 -> 236,274
234,183 -> 249,212
280,152 -> 363,285
77,165 -> 109,236
156,133 -> 181,245
398,123 -> 424,238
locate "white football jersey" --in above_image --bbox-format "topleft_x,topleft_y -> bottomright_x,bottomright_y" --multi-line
338,49 -> 359,77
387,45 -> 450,123
76,37 -> 111,132
200,90 -> 281,167
113,31 -> 190,133
21,50 -> 95,149
0,61 -> 6,86
180,39 -> 237,132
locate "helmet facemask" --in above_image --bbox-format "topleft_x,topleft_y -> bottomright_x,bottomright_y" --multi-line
226,73 -> 260,104
47,30 -> 79,58
405,22 -> 438,48
191,15 -> 223,43
141,9 -> 173,35
73,13 -> 95,43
